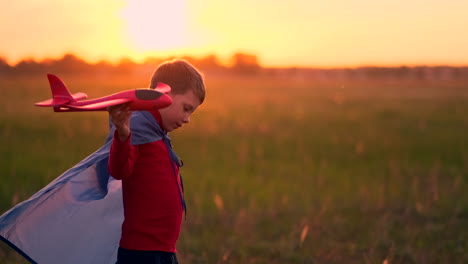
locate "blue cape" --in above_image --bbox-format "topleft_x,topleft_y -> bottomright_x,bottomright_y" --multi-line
0,111 -> 181,264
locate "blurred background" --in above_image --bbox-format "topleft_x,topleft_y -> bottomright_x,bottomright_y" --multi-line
1,0 -> 467,263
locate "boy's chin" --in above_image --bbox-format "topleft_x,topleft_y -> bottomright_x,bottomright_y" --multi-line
164,125 -> 177,132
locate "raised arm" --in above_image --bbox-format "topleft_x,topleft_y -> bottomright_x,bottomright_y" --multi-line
108,104 -> 131,142
107,104 -> 137,180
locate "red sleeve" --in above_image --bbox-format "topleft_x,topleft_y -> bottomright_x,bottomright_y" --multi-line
108,130 -> 138,180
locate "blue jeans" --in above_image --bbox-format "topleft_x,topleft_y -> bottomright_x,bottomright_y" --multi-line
116,247 -> 179,264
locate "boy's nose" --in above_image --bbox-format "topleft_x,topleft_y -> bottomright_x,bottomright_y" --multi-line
182,116 -> 190,123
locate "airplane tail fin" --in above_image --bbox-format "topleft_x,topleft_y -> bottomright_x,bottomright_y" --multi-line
35,74 -> 87,107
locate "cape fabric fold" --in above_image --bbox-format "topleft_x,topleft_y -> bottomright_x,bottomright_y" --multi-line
0,111 -> 165,264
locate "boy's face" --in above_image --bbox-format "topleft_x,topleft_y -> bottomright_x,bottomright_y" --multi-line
159,89 -> 201,132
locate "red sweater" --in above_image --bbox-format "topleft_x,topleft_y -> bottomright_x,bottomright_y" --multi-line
108,111 -> 183,252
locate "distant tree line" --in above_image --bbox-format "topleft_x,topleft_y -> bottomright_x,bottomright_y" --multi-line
265,66 -> 468,82
1,53 -> 468,81
0,53 -> 261,76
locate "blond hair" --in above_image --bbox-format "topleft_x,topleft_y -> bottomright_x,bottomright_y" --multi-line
150,59 -> 205,104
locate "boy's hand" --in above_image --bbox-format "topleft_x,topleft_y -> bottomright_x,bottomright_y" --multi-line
108,104 -> 132,142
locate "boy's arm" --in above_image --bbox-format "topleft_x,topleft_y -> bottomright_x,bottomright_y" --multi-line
107,104 -> 137,180
108,104 -> 131,142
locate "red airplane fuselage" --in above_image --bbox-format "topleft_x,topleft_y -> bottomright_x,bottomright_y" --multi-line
35,74 -> 172,112
52,89 -> 172,112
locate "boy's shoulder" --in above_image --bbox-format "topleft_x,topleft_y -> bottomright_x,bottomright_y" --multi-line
129,111 -> 165,145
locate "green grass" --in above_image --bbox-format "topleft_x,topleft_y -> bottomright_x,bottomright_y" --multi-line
1,74 -> 467,263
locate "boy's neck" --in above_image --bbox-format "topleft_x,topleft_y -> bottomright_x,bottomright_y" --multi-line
151,110 -> 164,128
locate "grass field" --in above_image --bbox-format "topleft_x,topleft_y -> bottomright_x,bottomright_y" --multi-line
1,73 -> 467,263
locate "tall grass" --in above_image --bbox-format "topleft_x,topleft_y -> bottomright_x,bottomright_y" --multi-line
1,74 -> 467,263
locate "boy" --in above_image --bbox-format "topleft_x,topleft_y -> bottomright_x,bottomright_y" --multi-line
108,59 -> 205,264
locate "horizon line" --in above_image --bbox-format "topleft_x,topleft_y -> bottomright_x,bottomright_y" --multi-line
1,52 -> 467,69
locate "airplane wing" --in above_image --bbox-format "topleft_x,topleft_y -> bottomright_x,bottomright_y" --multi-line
67,98 -> 131,110
154,82 -> 171,93
35,97 -> 71,107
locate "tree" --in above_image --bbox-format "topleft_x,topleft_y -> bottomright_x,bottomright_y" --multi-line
115,57 -> 137,74
0,57 -> 12,75
50,53 -> 90,73
14,59 -> 44,74
230,52 -> 261,74
196,54 -> 223,70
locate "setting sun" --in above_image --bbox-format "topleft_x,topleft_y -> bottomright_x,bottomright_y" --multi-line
122,0 -> 188,52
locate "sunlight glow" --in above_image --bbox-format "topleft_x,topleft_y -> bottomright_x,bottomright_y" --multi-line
122,0 -> 188,52
0,0 -> 467,66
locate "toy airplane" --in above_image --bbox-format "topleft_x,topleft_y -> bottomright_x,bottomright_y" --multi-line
35,74 -> 172,112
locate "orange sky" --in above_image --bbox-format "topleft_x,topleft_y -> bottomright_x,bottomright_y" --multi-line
1,0 -> 467,67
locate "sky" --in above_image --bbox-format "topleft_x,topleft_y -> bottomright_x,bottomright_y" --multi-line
1,0 -> 467,67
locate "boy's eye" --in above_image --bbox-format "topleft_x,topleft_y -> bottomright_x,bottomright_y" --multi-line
183,105 -> 193,112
